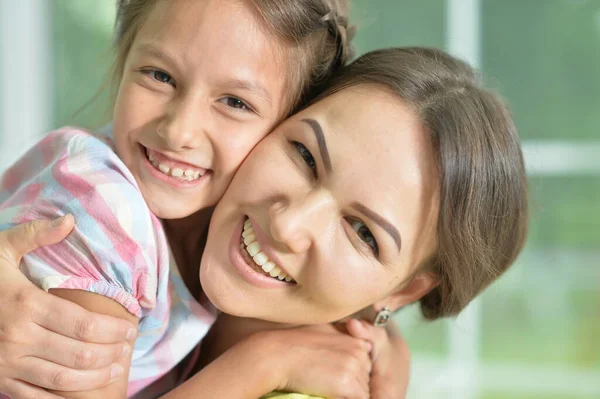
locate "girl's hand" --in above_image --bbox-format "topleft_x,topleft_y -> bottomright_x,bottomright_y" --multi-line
0,217 -> 136,399
257,326 -> 373,399
345,319 -> 410,399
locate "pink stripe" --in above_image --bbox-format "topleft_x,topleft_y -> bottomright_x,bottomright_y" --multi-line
51,158 -> 151,275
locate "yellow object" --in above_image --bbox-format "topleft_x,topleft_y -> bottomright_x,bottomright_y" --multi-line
260,392 -> 325,399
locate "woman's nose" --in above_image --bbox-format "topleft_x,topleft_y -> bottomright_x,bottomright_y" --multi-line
268,192 -> 334,254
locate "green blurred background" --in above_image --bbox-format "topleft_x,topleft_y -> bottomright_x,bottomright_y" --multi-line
1,1 -> 599,398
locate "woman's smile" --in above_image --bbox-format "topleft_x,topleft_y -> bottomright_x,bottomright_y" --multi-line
228,216 -> 296,289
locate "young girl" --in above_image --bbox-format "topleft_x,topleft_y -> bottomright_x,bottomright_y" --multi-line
0,0 -> 366,398
2,46 -> 528,398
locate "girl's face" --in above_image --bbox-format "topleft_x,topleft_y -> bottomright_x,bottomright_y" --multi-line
201,85 -> 441,325
113,0 -> 289,219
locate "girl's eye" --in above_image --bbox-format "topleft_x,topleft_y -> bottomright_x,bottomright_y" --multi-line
348,217 -> 379,256
219,96 -> 253,112
292,141 -> 317,177
145,69 -> 176,87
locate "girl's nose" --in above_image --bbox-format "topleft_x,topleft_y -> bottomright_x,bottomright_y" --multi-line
157,97 -> 211,151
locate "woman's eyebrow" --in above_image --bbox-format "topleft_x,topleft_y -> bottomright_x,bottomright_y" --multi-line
301,118 -> 332,173
351,202 -> 402,253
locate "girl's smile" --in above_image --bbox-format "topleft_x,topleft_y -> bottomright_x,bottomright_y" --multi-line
139,144 -> 211,189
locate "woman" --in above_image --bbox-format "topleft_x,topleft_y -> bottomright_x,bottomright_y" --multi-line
0,47 -> 527,398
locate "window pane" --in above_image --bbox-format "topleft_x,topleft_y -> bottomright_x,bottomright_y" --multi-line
352,0 -> 445,54
482,0 -> 600,140
51,0 -> 115,129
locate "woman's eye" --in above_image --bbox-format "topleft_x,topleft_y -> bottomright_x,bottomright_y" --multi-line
292,141 -> 317,177
219,96 -> 253,112
143,69 -> 176,87
348,218 -> 379,256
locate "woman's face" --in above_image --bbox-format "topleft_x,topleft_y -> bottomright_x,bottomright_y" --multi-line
201,85 -> 440,324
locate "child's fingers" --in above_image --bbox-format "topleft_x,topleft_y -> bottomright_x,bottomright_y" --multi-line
346,319 -> 390,361
0,214 -> 74,262
345,318 -> 371,341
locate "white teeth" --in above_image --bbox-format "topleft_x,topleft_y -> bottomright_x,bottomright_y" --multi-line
246,242 -> 260,257
269,266 -> 281,278
158,164 -> 170,174
146,151 -> 204,181
253,252 -> 268,266
171,168 -> 183,177
261,261 -> 275,273
243,234 -> 256,246
241,219 -> 294,283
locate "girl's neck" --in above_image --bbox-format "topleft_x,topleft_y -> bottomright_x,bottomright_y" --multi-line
163,207 -> 214,301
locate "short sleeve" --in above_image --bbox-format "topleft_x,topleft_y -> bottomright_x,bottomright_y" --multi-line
0,128 -> 163,317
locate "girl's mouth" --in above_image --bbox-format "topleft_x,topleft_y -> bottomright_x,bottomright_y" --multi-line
240,217 -> 296,284
144,147 -> 206,182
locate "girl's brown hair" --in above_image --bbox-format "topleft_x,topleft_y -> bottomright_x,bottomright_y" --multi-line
113,0 -> 355,112
314,47 -> 528,320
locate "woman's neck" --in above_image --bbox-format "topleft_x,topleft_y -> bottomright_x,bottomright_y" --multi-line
162,207 -> 214,301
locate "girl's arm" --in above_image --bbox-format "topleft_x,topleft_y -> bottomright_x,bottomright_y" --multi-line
161,327 -> 373,399
0,218 -> 135,399
0,129 -> 168,398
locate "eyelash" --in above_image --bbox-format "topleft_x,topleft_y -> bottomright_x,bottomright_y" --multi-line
217,96 -> 255,113
291,141 -> 379,257
347,217 -> 379,256
140,69 -> 255,114
141,68 -> 176,87
292,141 -> 317,178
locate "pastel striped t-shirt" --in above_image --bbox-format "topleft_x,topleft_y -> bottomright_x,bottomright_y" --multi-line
0,127 -> 217,397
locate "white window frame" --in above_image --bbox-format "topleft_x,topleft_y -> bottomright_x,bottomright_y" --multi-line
0,0 -> 51,171
407,1 -> 600,398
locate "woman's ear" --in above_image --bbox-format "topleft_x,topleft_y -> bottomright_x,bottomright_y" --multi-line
375,272 -> 439,312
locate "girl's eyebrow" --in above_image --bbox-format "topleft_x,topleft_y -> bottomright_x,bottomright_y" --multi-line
132,44 -> 175,65
132,44 -> 271,106
301,118 -> 332,172
222,78 -> 272,106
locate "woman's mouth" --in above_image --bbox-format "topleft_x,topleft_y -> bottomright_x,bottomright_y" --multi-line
145,148 -> 206,182
240,218 -> 295,283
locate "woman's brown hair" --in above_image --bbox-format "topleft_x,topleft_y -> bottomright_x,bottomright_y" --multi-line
113,0 -> 355,113
314,47 -> 528,320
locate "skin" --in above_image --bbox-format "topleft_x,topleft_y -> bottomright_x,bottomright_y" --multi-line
0,86 -> 428,399
201,84 -> 440,325
112,0 -> 289,220
0,1 -> 419,397
35,0 -> 291,397
157,84 -> 439,399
